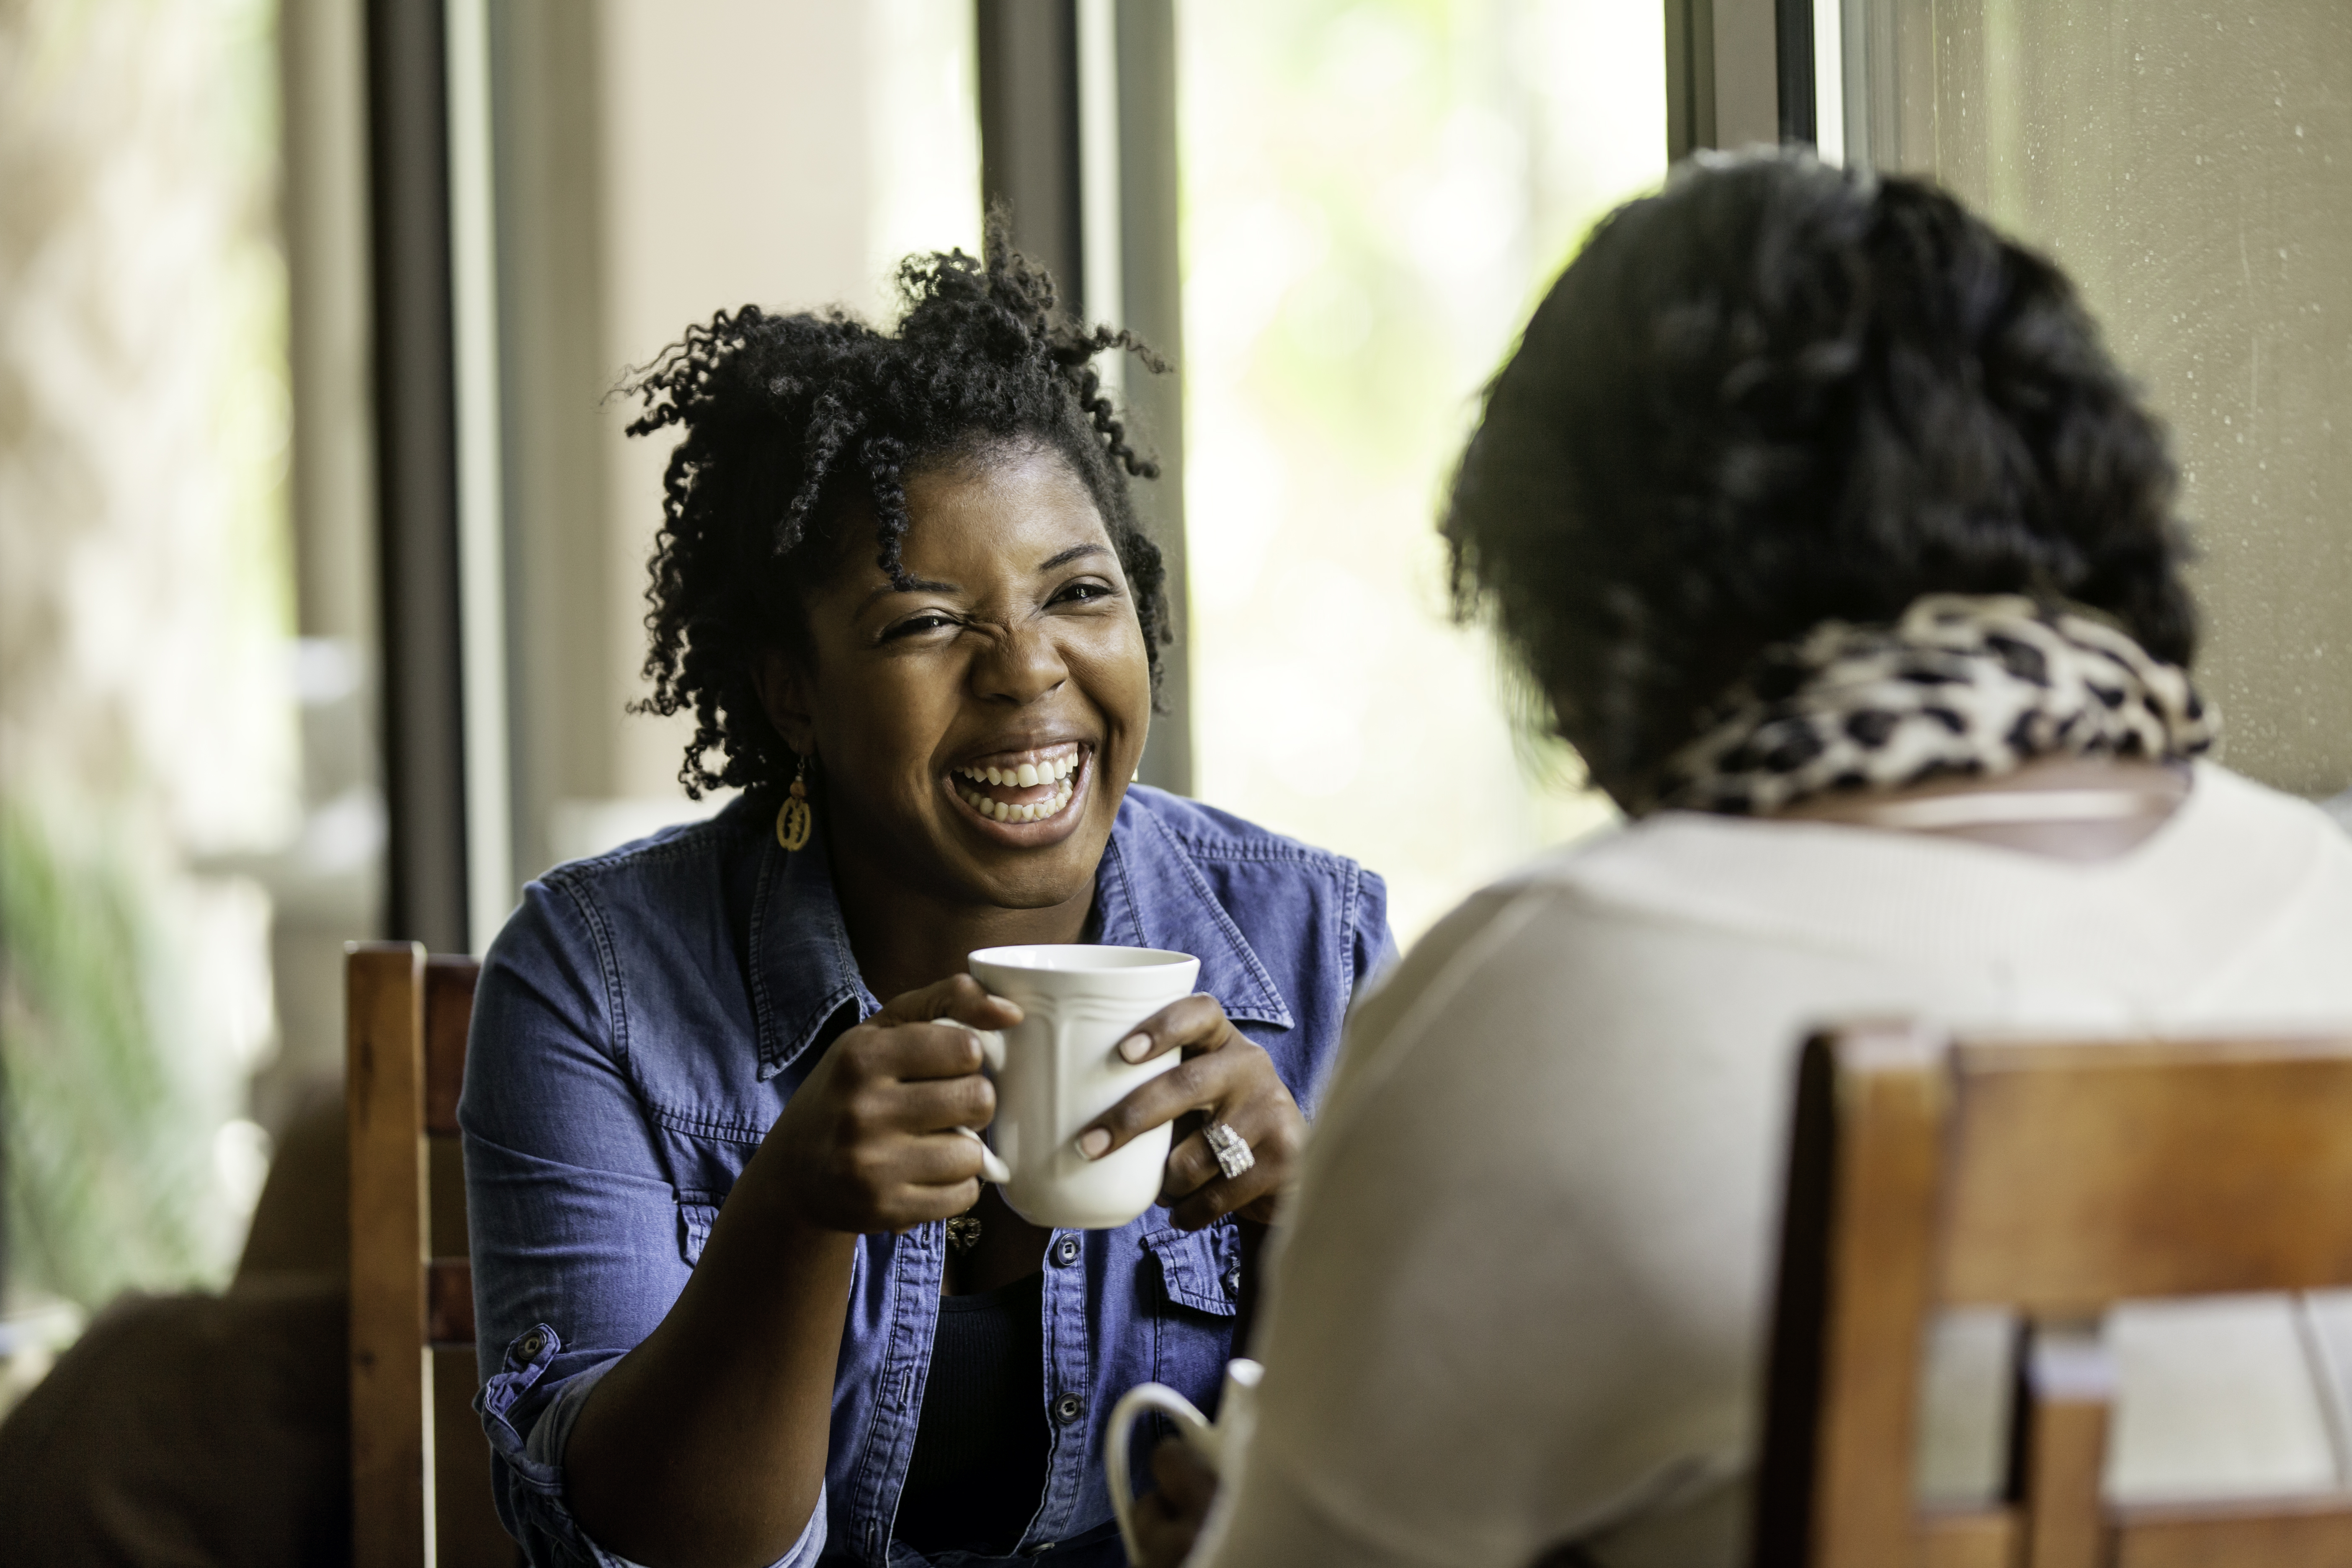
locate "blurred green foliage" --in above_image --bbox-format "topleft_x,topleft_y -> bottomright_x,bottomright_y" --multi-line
1,801 -> 216,1309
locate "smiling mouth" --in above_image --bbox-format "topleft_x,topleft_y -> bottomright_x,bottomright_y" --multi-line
949,743 -> 1088,826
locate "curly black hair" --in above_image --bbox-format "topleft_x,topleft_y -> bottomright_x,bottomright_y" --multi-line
624,217 -> 1168,797
1444,150 -> 2198,805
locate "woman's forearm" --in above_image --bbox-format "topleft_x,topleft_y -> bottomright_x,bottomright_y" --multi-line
562,1164 -> 856,1568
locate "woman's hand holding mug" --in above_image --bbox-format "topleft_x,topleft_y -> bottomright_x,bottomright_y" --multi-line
756,975 -> 1021,1235
1078,991 -> 1305,1230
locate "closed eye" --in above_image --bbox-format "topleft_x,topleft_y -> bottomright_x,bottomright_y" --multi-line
883,610 -> 961,640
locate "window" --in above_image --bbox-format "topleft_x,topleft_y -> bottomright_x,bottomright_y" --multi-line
1178,0 -> 1663,938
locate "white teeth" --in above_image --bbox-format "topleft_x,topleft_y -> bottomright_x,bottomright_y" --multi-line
954,754 -> 1081,828
958,752 -> 1086,787
953,781 -> 1077,825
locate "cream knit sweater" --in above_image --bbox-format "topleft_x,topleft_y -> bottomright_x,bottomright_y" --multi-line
1194,764 -> 2352,1568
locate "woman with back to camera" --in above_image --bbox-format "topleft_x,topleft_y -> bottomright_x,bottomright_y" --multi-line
459,228 -> 1393,1568
1128,151 -> 2352,1567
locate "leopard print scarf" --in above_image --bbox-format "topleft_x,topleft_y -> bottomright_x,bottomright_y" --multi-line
1654,594 -> 2218,816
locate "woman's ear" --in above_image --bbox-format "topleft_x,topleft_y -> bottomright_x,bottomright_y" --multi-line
753,652 -> 817,759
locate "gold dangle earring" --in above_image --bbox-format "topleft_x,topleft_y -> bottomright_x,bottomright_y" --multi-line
775,755 -> 814,851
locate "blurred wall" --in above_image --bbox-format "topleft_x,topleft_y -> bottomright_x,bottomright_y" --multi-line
596,0 -> 874,807
495,0 -> 975,889
1871,0 -> 2352,800
492,0 -> 617,890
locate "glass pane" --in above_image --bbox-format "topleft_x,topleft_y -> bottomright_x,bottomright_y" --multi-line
1855,0 -> 2352,802
1178,0 -> 1662,940
2,0 -> 299,1330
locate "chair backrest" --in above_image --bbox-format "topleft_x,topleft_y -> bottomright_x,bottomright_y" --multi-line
1754,1021 -> 2352,1568
346,942 -> 511,1567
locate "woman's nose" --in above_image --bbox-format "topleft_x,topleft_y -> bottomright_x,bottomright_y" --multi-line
972,622 -> 1070,705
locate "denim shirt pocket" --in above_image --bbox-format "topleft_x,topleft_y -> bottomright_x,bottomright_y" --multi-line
677,1194 -> 722,1266
475,1322 -> 565,1494
1142,1222 -> 1241,1425
1143,1222 -> 1242,1317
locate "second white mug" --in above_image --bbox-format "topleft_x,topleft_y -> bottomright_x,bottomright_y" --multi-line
957,943 -> 1202,1230
1106,1359 -> 1264,1563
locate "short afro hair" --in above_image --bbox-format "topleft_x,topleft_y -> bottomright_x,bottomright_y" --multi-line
625,217 -> 1168,797
1444,150 -> 2197,805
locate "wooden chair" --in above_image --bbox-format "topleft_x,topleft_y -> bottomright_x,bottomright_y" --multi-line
1755,1021 -> 2352,1568
347,941 -> 514,1566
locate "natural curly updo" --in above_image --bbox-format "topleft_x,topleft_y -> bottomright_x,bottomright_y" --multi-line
625,220 -> 1168,798
1444,150 -> 2198,805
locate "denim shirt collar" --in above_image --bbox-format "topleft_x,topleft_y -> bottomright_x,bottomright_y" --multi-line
748,793 -> 1296,1081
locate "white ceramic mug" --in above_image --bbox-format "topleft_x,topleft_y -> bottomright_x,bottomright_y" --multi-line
1107,1358 -> 1264,1562
954,944 -> 1201,1230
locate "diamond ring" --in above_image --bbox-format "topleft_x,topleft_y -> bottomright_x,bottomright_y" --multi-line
1203,1119 -> 1254,1181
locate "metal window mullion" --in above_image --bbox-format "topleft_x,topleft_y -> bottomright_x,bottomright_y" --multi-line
445,0 -> 514,952
366,0 -> 469,954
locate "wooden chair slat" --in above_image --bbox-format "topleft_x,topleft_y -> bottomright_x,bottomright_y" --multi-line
428,1256 -> 475,1350
348,941 -> 429,1568
1920,1508 -> 2015,1568
1754,1021 -> 1947,1568
1816,1024 -> 1946,1568
423,955 -> 478,1136
2015,1325 -> 2112,1568
2114,1497 -> 2352,1568
429,1132 -> 471,1256
1940,1037 -> 2352,1311
350,945 -> 499,1565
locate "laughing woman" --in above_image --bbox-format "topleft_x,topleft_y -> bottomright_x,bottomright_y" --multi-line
460,235 -> 1393,1568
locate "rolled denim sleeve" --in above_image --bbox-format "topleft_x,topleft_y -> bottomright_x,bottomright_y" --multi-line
475,1330 -> 827,1567
460,877 -> 827,1568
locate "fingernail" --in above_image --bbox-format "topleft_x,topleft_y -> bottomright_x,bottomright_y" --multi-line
1117,1033 -> 1151,1063
1078,1127 -> 1112,1159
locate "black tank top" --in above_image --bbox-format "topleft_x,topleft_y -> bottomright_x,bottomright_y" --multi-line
892,1271 -> 1051,1556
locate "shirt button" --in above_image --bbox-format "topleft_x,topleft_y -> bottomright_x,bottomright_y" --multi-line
1222,1265 -> 1242,1296
519,1331 -> 545,1358
1052,1235 -> 1081,1266
1052,1392 -> 1085,1426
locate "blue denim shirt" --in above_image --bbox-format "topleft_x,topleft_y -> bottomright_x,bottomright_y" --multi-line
461,786 -> 1393,1567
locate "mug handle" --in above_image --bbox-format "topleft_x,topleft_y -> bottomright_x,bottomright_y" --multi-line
1107,1382 -> 1215,1565
944,1026 -> 1013,1185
